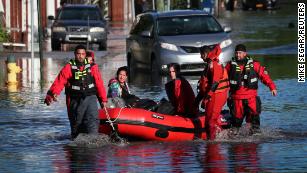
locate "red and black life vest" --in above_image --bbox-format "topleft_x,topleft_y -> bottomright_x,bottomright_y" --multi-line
198,59 -> 229,93
66,58 -> 97,97
229,56 -> 258,91
215,68 -> 229,93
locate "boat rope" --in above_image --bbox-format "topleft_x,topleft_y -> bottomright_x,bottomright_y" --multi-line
103,107 -> 123,131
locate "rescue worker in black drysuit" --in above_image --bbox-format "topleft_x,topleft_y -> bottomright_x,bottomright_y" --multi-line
44,45 -> 108,139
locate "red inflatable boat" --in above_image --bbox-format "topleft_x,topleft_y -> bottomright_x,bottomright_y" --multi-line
99,108 -> 231,141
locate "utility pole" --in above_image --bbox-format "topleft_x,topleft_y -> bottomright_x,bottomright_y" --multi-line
37,0 -> 43,62
37,0 -> 44,82
87,16 -> 90,49
31,0 -> 34,84
215,0 -> 220,18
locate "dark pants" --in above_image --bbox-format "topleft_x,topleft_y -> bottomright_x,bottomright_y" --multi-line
228,96 -> 261,130
69,95 -> 99,139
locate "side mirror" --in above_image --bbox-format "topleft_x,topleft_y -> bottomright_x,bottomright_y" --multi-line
141,31 -> 152,38
104,16 -> 110,21
48,16 -> 55,20
223,26 -> 232,33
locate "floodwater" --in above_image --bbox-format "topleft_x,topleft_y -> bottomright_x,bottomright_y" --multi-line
0,2 -> 306,172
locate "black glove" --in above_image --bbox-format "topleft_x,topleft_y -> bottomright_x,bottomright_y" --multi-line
44,94 -> 54,106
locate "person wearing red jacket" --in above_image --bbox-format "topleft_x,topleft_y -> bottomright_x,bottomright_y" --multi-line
44,45 -> 107,139
225,44 -> 277,134
195,44 -> 229,140
86,50 -> 95,63
63,50 -> 97,137
165,63 -> 198,118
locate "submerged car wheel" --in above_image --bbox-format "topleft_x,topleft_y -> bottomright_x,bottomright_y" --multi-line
242,2 -> 249,10
242,0 -> 257,10
150,55 -> 159,76
225,0 -> 234,11
127,53 -> 136,78
51,40 -> 61,51
99,41 -> 107,51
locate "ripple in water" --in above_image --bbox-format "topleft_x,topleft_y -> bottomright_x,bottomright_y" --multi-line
214,125 -> 305,143
67,133 -> 128,148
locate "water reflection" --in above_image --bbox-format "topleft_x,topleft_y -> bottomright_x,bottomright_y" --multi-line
0,57 -> 65,92
252,54 -> 297,80
55,141 -> 264,172
60,146 -> 104,173
228,143 -> 260,173
198,143 -> 228,173
219,4 -> 296,50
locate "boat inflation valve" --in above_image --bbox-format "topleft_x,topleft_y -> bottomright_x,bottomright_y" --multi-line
155,129 -> 169,138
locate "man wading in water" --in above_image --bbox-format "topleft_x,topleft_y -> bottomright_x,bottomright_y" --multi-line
44,45 -> 107,139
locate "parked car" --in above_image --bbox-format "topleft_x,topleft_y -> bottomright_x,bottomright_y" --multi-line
126,10 -> 233,74
48,4 -> 107,51
242,0 -> 277,10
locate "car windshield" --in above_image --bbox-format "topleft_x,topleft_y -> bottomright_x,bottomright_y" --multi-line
157,15 -> 223,36
58,8 -> 102,20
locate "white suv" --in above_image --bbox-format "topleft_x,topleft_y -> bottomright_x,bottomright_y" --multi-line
126,10 -> 233,74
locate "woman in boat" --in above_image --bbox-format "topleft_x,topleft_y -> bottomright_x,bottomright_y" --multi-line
108,66 -> 131,99
107,66 -> 133,107
107,66 -> 158,110
165,63 -> 198,118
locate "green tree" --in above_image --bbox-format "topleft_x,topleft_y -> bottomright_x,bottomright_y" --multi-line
0,25 -> 9,42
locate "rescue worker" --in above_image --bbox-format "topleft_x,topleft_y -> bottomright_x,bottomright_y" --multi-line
225,44 -> 277,134
86,50 -> 95,63
44,44 -> 107,139
165,63 -> 198,118
63,50 -> 96,136
195,44 -> 229,140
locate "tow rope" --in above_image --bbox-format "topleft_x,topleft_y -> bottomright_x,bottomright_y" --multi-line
103,107 -> 126,143
103,107 -> 123,131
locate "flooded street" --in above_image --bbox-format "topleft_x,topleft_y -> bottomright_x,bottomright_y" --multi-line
1,2 -> 307,172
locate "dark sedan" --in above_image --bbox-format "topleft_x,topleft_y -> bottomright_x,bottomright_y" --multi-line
242,0 -> 278,10
48,4 -> 107,51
